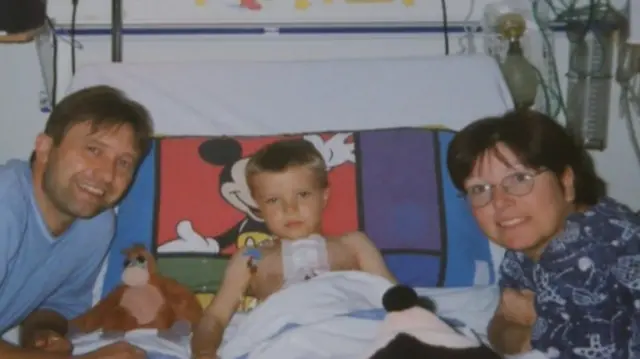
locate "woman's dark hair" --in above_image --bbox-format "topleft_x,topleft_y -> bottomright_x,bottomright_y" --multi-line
446,109 -> 605,206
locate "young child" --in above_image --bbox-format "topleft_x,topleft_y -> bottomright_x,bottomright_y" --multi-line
191,138 -> 396,359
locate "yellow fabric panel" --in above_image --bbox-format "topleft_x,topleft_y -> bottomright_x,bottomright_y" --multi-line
195,293 -> 259,312
196,293 -> 214,309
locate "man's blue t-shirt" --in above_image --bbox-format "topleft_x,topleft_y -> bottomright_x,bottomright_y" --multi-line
0,159 -> 115,334
499,197 -> 640,359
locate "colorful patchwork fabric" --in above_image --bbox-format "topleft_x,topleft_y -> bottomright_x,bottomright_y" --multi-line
105,128 -> 496,312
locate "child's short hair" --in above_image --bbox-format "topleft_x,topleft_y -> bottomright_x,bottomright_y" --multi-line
246,138 -> 328,189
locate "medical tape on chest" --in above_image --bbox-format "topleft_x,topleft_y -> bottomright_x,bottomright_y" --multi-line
281,235 -> 330,283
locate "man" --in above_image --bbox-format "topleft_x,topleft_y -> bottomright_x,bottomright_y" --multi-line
0,85 -> 153,359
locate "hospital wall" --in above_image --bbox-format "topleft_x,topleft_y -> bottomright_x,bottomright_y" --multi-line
0,1 -> 638,211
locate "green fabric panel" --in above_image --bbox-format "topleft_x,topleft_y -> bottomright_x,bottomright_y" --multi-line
156,256 -> 229,294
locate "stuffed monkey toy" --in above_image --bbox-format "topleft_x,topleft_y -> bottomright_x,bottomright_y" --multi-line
70,244 -> 203,338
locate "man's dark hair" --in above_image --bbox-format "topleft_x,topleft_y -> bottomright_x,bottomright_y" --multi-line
30,85 -> 154,163
446,109 -> 605,206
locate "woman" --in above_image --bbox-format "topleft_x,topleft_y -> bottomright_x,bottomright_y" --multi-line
446,109 -> 640,359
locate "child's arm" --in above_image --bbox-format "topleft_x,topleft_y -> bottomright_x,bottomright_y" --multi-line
343,231 -> 397,284
191,250 -> 254,359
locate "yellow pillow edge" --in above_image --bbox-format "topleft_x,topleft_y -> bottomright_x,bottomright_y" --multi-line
422,125 -> 453,130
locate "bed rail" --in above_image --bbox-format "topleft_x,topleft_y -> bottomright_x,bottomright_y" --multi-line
111,0 -> 122,62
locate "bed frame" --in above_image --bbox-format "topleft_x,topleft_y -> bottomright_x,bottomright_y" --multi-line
111,0 -> 123,62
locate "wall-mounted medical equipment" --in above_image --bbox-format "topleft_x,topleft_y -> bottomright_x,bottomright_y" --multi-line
483,0 -> 629,152
559,4 -> 625,151
494,12 -> 540,109
482,0 -> 563,118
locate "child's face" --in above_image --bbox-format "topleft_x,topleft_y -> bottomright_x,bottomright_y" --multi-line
250,165 -> 328,240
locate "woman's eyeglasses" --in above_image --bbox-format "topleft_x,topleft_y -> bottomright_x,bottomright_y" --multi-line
460,170 -> 546,208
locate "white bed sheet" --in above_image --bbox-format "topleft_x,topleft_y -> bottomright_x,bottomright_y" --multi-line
67,273 -> 499,359
3,285 -> 501,358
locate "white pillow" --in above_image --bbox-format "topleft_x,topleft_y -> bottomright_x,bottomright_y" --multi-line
414,285 -> 500,338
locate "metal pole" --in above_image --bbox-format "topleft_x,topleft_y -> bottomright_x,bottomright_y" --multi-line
111,0 -> 123,62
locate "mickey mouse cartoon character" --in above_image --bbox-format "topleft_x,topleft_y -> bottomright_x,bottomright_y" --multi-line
158,133 -> 355,255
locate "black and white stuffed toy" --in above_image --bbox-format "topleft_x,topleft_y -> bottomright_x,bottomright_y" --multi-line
366,285 -> 502,359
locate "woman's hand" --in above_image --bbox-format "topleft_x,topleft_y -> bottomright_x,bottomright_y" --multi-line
499,288 -> 537,327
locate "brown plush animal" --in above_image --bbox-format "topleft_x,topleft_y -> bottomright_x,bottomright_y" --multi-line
70,244 -> 203,338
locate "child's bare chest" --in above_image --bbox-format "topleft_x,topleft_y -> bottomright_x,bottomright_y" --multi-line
247,239 -> 358,300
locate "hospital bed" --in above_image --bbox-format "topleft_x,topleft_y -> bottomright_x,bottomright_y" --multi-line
58,53 -> 514,359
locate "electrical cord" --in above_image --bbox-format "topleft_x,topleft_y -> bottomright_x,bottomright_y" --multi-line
531,0 -> 568,120
544,0 -> 599,58
44,16 -> 58,109
71,0 -> 79,75
440,0 -> 449,55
